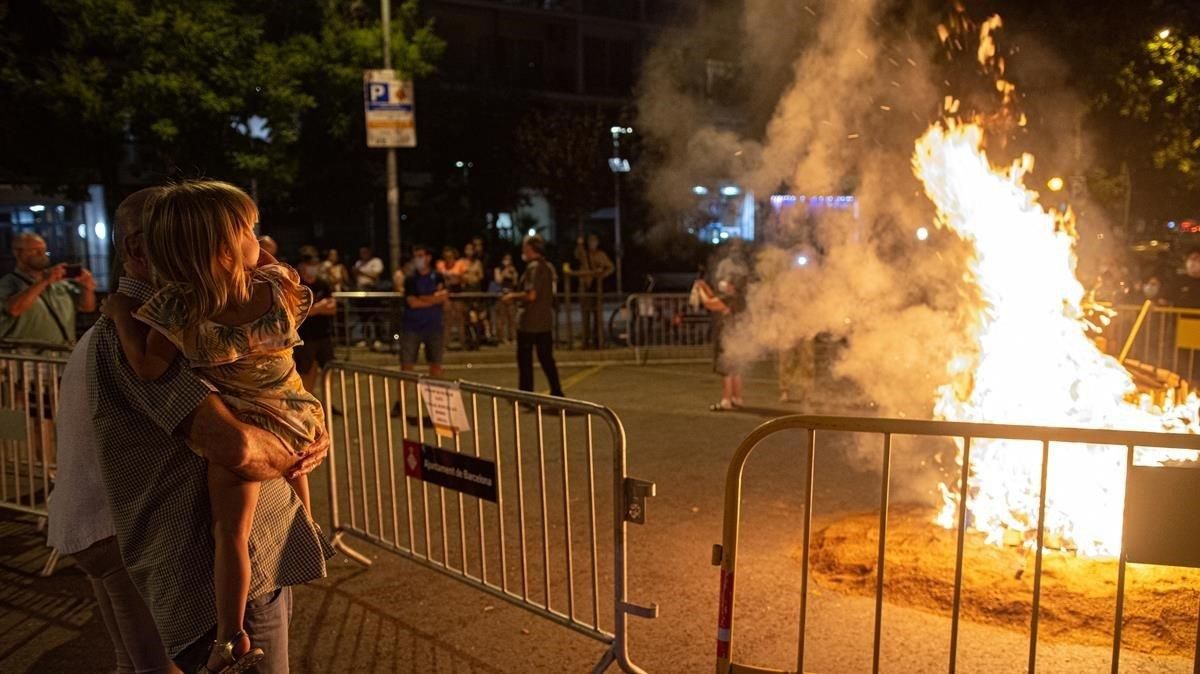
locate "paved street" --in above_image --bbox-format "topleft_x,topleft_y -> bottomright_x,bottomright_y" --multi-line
1,359 -> 1192,673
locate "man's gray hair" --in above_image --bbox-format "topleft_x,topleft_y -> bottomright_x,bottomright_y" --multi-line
11,232 -> 44,253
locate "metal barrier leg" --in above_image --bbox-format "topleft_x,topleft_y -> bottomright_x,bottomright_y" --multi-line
330,531 -> 373,567
591,646 -> 617,674
39,546 -> 60,577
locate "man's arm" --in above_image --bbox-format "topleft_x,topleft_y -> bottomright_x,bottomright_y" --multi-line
181,395 -> 317,481
75,270 -> 98,312
4,266 -> 63,317
596,252 -> 615,279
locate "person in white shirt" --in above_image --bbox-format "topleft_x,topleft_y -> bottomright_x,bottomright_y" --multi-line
353,246 -> 384,290
47,187 -> 178,674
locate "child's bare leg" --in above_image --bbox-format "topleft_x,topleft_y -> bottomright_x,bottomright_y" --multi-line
288,472 -> 311,514
207,464 -> 260,669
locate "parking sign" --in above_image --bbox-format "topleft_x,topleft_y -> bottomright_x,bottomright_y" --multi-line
363,69 -> 416,148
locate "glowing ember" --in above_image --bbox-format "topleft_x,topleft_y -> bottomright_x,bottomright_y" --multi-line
914,120 -> 1198,556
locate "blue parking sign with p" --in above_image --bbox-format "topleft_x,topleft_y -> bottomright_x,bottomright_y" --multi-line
368,82 -> 389,103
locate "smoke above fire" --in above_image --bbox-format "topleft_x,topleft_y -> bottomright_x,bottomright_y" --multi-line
636,0 -> 984,420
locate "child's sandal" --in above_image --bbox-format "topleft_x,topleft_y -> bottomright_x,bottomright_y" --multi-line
200,630 -> 264,674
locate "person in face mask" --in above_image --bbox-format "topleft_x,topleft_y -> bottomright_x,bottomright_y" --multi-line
1142,275 -> 1163,304
393,245 -> 448,417
1170,249 -> 1200,308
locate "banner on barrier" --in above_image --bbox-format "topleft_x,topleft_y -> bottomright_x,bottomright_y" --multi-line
403,440 -> 498,502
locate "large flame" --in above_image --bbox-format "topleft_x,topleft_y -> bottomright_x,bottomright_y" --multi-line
915,121 -> 1197,556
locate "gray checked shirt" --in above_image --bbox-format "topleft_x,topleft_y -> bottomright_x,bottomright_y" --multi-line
88,277 -> 333,655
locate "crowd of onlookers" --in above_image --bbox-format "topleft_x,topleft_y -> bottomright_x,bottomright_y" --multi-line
1094,247 -> 1200,309
270,233 -> 615,354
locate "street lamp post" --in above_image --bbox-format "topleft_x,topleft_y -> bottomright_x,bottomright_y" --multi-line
608,126 -> 632,297
381,0 -> 402,273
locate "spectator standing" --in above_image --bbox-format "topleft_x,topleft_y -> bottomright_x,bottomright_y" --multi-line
462,242 -> 488,348
695,275 -> 745,411
438,246 -> 467,348
0,232 -> 97,346
1169,248 -> 1200,308
491,252 -> 519,343
47,187 -> 176,674
400,245 -> 447,373
352,246 -> 385,349
1142,275 -> 1166,305
295,252 -> 338,394
395,244 -> 448,416
503,235 -> 563,397
353,246 -> 384,290
320,249 -> 349,291
571,233 -> 614,349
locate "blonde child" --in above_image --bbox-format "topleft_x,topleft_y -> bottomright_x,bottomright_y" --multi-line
102,181 -> 324,673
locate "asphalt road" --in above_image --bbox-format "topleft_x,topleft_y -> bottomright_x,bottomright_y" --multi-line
1,360 -> 1192,673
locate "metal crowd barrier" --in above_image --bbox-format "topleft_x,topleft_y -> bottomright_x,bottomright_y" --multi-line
1104,303 -> 1200,383
712,415 -> 1200,674
332,291 -> 541,357
621,293 -> 712,363
320,361 -> 658,672
0,343 -> 71,577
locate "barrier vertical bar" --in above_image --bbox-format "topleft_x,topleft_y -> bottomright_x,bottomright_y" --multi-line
560,408 -> 577,621
22,362 -> 32,506
353,372 -> 371,535
493,397 -> 509,593
323,371 -> 341,536
872,432 -> 893,674
338,370 -> 356,530
536,405 -> 552,610
417,381 -> 432,560
472,394 -> 487,583
948,436 -> 973,674
382,381 -> 400,548
400,379 -> 416,550
586,414 -> 601,629
1028,439 -> 1051,673
454,429 -> 468,575
796,428 -> 816,674
1111,444 -> 1135,674
514,401 -> 529,599
367,375 -> 384,540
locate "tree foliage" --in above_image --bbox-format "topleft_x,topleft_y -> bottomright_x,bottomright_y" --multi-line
0,0 -> 443,209
514,105 -> 614,238
1115,31 -> 1200,181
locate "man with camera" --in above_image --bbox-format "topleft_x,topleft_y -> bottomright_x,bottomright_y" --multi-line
0,232 -> 97,347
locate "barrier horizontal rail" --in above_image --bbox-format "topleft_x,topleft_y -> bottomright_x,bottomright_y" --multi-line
713,415 -> 1200,674
330,291 -> 686,361
321,361 -> 658,673
0,349 -> 68,577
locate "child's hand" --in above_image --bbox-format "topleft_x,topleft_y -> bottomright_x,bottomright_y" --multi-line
100,293 -> 138,319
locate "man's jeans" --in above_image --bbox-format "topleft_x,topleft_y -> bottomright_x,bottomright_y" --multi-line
174,587 -> 294,673
72,536 -> 175,674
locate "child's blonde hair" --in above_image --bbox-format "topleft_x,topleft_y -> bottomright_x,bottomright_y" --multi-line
144,180 -> 257,324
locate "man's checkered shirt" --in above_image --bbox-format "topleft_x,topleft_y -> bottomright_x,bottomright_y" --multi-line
87,277 -> 332,655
